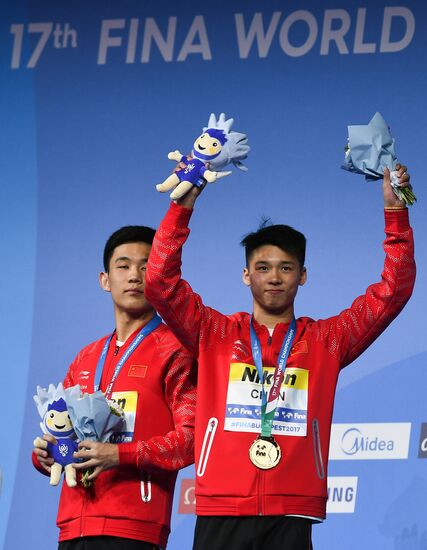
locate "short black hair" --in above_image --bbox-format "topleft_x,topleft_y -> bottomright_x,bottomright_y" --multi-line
103,225 -> 156,272
241,221 -> 306,268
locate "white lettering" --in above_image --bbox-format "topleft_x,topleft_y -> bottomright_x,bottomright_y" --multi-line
354,8 -> 376,54
98,19 -> 125,65
126,18 -> 139,64
53,23 -> 77,49
27,23 -> 53,68
52,24 -> 63,48
184,485 -> 196,505
177,16 -> 211,61
141,17 -> 177,63
421,438 -> 427,452
380,7 -> 415,53
235,12 -> 281,59
279,10 -> 318,57
320,9 -> 350,55
10,24 -> 24,69
95,9 -> 416,67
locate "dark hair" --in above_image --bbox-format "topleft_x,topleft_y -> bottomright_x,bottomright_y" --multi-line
103,225 -> 156,272
241,221 -> 306,268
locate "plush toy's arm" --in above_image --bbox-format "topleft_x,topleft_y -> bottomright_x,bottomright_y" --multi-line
168,150 -> 184,162
203,169 -> 232,183
34,436 -> 48,450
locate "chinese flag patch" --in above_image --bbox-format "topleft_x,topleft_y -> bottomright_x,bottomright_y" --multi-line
128,365 -> 148,378
291,341 -> 308,356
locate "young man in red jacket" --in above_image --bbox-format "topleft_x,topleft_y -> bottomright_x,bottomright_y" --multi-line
33,226 -> 197,550
145,166 -> 415,550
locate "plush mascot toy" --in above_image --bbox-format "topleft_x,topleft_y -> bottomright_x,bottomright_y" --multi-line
156,113 -> 250,199
34,383 -> 80,487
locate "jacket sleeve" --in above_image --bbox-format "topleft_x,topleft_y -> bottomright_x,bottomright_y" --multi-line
316,208 -> 416,368
145,201 -> 224,357
117,348 -> 197,471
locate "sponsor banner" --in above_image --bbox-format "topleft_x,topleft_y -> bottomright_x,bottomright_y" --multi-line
178,478 -> 196,515
178,476 -> 358,515
329,423 -> 411,460
224,363 -> 308,436
418,423 -> 427,458
326,477 -> 358,514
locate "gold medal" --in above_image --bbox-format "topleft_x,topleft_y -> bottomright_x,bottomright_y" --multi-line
249,436 -> 281,469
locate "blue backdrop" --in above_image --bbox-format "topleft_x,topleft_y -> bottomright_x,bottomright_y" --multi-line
1,1 -> 426,549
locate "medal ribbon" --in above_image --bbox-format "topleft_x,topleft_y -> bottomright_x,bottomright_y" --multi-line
250,316 -> 296,438
94,314 -> 162,398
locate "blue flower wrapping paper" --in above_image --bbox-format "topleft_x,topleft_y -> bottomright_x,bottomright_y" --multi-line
341,112 -> 416,204
342,111 -> 397,181
66,389 -> 125,442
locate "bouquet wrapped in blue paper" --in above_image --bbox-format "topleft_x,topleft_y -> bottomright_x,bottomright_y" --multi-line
341,112 -> 416,205
66,389 -> 125,487
34,383 -> 125,487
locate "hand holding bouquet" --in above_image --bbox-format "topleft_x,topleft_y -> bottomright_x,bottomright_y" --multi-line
66,390 -> 125,487
341,112 -> 416,205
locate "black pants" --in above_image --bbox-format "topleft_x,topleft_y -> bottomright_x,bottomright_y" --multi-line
58,536 -> 160,550
193,516 -> 313,550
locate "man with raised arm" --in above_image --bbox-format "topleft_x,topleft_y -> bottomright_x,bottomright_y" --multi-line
33,225 -> 197,550
145,165 -> 415,550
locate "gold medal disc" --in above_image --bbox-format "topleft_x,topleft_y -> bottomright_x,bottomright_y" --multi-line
249,436 -> 281,469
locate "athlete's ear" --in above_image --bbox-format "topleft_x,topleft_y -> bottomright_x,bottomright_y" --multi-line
99,271 -> 111,292
242,267 -> 251,287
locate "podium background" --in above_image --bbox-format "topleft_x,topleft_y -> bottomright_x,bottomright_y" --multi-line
1,1 -> 426,548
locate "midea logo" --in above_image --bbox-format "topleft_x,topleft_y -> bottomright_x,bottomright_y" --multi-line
341,427 -> 395,455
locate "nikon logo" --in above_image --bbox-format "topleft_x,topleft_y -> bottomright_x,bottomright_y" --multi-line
329,423 -> 411,460
241,366 -> 297,386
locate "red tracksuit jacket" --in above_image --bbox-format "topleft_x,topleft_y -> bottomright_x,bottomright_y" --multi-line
33,322 -> 196,547
145,203 -> 415,519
